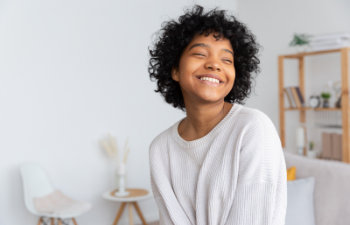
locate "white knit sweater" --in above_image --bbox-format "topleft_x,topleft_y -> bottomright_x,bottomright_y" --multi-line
149,103 -> 287,225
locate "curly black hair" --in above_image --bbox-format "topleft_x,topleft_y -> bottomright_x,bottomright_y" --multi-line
148,5 -> 260,111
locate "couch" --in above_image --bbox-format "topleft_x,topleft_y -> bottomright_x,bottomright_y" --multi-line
284,151 -> 350,225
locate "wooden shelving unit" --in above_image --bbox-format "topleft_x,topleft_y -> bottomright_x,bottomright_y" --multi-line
278,47 -> 350,163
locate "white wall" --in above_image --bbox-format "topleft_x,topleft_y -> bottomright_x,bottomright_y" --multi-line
0,0 -> 237,224
236,0 -> 350,154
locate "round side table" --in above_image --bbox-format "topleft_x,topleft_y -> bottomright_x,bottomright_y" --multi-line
102,188 -> 152,225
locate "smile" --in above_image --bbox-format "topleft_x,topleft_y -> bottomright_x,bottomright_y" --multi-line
199,76 -> 220,84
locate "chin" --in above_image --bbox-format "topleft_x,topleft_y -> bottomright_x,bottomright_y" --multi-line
198,96 -> 225,104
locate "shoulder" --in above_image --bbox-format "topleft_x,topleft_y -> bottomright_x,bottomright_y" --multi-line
235,106 -> 285,183
235,105 -> 276,130
149,120 -> 179,158
235,105 -> 281,148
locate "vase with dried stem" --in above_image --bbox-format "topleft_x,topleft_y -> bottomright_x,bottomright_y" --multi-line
100,135 -> 131,196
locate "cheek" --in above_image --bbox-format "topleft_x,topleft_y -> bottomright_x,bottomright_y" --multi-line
179,59 -> 202,77
226,67 -> 236,81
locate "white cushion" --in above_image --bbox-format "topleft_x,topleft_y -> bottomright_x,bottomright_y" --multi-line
286,177 -> 315,225
33,190 -> 91,217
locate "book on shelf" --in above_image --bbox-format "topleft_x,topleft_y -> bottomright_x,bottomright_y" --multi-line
295,87 -> 305,106
332,133 -> 342,161
320,132 -> 342,161
283,89 -> 294,108
290,87 -> 302,108
283,86 -> 305,108
321,132 -> 332,159
284,87 -> 296,108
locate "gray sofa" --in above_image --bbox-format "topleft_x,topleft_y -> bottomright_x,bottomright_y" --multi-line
284,151 -> 350,225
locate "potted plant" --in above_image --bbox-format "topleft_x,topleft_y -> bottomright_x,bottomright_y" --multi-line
289,33 -> 311,52
307,141 -> 317,158
321,92 -> 331,108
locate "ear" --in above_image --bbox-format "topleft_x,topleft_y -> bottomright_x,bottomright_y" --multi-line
171,67 -> 179,82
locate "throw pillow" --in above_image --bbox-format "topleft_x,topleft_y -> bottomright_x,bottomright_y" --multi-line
285,177 -> 316,225
287,166 -> 296,181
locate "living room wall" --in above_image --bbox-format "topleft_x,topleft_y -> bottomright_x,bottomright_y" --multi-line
0,0 -> 237,224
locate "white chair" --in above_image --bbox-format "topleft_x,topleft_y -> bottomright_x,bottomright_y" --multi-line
20,163 -> 91,225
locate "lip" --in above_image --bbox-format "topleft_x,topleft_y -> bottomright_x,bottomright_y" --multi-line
196,74 -> 224,83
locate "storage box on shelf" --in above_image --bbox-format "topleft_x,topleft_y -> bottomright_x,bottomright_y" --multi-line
278,47 -> 350,163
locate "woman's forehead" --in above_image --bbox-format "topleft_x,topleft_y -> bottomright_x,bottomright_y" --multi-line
186,33 -> 233,52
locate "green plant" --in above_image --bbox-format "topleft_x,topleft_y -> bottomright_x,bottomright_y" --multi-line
321,92 -> 331,99
309,141 -> 314,151
289,33 -> 311,46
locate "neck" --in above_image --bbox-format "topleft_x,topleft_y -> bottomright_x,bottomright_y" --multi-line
179,101 -> 233,141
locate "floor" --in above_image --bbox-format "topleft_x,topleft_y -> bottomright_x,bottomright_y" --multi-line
136,222 -> 158,225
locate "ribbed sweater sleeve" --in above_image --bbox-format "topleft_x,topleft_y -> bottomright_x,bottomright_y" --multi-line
149,142 -> 191,224
225,112 -> 287,225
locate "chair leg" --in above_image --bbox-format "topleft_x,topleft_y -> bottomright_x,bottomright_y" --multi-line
113,202 -> 127,225
132,202 -> 148,225
72,218 -> 78,225
58,219 -> 62,225
37,217 -> 43,225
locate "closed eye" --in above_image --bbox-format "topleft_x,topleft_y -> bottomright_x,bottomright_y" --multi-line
223,58 -> 233,64
192,53 -> 206,57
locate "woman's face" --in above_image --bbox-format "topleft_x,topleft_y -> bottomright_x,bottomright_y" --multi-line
172,33 -> 236,106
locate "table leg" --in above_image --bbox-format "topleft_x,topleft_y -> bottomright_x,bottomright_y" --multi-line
37,217 -> 43,225
128,203 -> 134,225
132,202 -> 148,225
72,218 -> 78,225
113,202 -> 127,225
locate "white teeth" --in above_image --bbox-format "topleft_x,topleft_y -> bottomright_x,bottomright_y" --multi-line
200,77 -> 220,84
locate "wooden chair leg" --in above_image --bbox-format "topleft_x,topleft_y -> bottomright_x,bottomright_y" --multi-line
50,218 -> 55,225
112,202 -> 127,225
58,219 -> 62,225
37,217 -> 43,225
72,218 -> 78,225
132,202 -> 148,225
128,203 -> 134,225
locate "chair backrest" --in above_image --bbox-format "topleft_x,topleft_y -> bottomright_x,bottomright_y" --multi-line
20,163 -> 55,215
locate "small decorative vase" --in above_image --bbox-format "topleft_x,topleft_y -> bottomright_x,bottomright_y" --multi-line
307,150 -> 317,158
322,98 -> 330,108
115,163 -> 129,197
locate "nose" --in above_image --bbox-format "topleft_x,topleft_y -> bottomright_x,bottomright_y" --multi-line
204,59 -> 221,72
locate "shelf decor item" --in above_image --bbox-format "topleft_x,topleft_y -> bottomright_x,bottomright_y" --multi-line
321,92 -> 331,108
309,95 -> 321,108
289,33 -> 311,52
333,81 -> 342,108
296,125 -> 306,155
307,141 -> 317,158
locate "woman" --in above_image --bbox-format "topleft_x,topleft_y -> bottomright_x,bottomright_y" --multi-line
148,5 -> 287,225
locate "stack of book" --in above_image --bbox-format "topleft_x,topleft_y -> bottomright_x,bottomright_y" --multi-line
321,132 -> 342,161
309,32 -> 350,51
283,86 -> 305,108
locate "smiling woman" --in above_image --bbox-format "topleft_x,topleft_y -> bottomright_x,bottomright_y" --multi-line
148,5 -> 287,225
148,5 -> 260,111
171,33 -> 235,107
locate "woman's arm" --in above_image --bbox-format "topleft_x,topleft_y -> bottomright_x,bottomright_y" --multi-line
149,140 -> 191,225
226,112 -> 287,225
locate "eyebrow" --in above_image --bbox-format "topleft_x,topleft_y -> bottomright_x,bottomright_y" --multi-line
188,43 -> 234,56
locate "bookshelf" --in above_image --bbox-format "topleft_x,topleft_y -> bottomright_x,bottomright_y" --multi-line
278,47 -> 350,163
